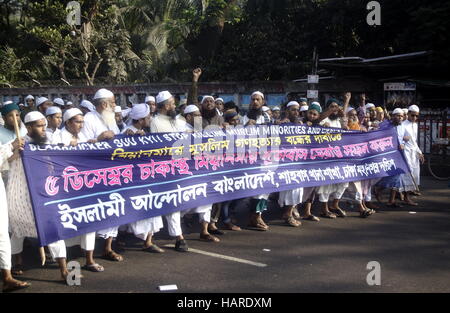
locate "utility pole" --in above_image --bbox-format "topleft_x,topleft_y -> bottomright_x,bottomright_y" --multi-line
307,46 -> 319,103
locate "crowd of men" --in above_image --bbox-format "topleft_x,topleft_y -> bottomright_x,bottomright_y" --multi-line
0,69 -> 424,292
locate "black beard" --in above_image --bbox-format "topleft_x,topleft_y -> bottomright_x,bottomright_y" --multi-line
247,108 -> 262,120
168,110 -> 177,120
202,108 -> 216,119
329,113 -> 339,120
30,132 -> 47,145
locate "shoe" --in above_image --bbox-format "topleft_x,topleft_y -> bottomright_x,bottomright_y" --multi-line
175,239 -> 189,252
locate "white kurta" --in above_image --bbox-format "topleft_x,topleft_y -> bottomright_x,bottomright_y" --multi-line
80,111 -> 121,239
45,127 -> 61,144
402,120 -> 422,186
0,142 -> 13,270
122,124 -> 164,240
278,188 -> 304,207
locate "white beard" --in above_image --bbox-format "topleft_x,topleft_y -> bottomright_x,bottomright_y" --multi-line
101,109 -> 117,129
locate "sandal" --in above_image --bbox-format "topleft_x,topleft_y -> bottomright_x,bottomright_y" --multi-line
224,223 -> 241,231
2,280 -> 31,293
11,264 -> 24,276
360,209 -> 372,218
320,212 -> 337,219
330,208 -> 347,218
102,251 -> 123,262
142,244 -> 165,253
83,263 -> 105,272
285,216 -> 301,227
302,215 -> 320,222
200,233 -> 220,242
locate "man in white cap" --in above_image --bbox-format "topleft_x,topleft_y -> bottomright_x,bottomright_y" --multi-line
65,101 -> 74,111
183,104 -> 202,132
118,103 -> 165,253
271,106 -> 281,122
81,88 -> 124,262
242,91 -> 271,126
7,111 -> 70,283
35,97 -> 53,115
45,106 -> 63,143
145,95 -> 157,115
215,98 -> 225,116
400,105 -> 424,199
53,98 -> 65,109
200,95 -> 225,129
48,108 -> 105,273
24,95 -> 34,108
262,105 -> 272,120
150,91 -> 188,252
79,100 -> 95,115
114,106 -> 125,132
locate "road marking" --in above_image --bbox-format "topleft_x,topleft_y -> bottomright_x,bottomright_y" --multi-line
163,244 -> 267,268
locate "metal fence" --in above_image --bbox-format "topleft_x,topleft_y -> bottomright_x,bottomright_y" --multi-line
418,110 -> 450,154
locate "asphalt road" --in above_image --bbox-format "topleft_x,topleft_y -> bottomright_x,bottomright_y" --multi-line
10,176 -> 450,293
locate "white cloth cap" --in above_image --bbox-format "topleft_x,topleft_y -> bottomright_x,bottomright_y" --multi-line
251,91 -> 264,99
25,95 -> 34,101
53,98 -> 64,106
272,106 -> 280,111
45,106 -> 62,116
80,100 -> 95,112
300,106 -> 309,112
63,108 -> 83,123
262,106 -> 271,112
201,95 -> 214,104
393,108 -> 404,115
346,107 -> 356,114
184,105 -> 200,115
402,108 -> 409,115
365,103 -> 376,110
408,105 -> 420,113
24,111 -> 46,124
114,106 -> 122,113
287,101 -> 300,108
93,88 -> 114,100
130,103 -> 150,120
36,97 -> 49,107
215,98 -> 224,103
145,96 -> 155,103
66,101 -> 73,105
2,100 -> 13,106
311,101 -> 321,108
156,91 -> 173,104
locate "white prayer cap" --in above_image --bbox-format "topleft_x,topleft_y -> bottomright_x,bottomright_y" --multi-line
36,97 -> 49,107
18,103 -> 24,107
114,106 -> 122,113
300,106 -> 309,112
63,108 -> 83,123
201,95 -> 214,104
45,106 -> 62,116
262,106 -> 271,112
365,103 -> 376,110
272,106 -> 280,111
215,98 -> 224,103
93,88 -> 114,100
145,95 -> 155,103
311,101 -> 321,108
53,98 -> 64,106
408,105 -> 420,113
287,101 -> 300,108
25,95 -> 34,101
346,106 -> 356,114
66,101 -> 73,105
80,100 -> 95,112
402,108 -> 409,115
393,108 -> 404,115
130,103 -> 150,120
24,111 -> 46,124
251,91 -> 264,99
2,100 -> 13,106
184,105 -> 200,115
156,91 -> 173,104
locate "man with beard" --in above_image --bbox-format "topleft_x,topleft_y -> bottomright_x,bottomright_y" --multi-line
145,96 -> 157,116
278,102 -> 303,227
7,112 -> 70,283
242,91 -> 271,126
183,105 -> 203,132
200,96 -> 224,128
114,106 -> 125,132
317,98 -> 348,219
35,97 -> 54,115
81,88 -> 123,262
150,91 -> 189,252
